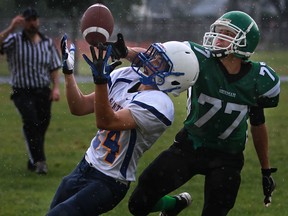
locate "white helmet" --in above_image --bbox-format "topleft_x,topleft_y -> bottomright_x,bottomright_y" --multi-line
131,41 -> 199,96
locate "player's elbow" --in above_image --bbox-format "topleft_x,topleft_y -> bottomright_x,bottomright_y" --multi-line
96,121 -> 105,129
69,107 -> 88,116
96,118 -> 124,130
96,119 -> 112,130
68,107 -> 80,115
70,110 -> 82,116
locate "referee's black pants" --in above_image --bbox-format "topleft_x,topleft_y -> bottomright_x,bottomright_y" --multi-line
11,87 -> 52,164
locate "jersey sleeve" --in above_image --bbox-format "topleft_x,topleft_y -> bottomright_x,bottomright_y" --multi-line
255,62 -> 280,108
0,33 -> 15,54
128,91 -> 174,137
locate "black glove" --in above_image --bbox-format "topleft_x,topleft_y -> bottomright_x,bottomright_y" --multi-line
82,44 -> 122,84
104,33 -> 128,60
60,34 -> 75,74
262,168 -> 277,207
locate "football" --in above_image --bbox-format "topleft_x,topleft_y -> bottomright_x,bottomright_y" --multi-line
80,4 -> 114,46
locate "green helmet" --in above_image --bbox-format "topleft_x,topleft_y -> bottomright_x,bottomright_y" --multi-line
203,11 -> 260,59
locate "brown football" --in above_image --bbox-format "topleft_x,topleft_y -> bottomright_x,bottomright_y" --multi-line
80,4 -> 114,46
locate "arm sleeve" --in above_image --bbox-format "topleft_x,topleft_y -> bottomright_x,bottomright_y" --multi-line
249,106 -> 265,126
0,33 -> 15,54
256,63 -> 280,108
128,92 -> 174,134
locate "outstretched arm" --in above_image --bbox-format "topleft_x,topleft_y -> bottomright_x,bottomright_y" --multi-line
105,33 -> 146,62
94,84 -> 137,130
126,46 -> 146,62
61,34 -> 94,115
83,45 -> 137,131
64,74 -> 95,115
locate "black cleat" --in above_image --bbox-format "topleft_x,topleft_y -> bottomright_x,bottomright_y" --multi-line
35,161 -> 48,174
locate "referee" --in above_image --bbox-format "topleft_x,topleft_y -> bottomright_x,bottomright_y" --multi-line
0,7 -> 61,174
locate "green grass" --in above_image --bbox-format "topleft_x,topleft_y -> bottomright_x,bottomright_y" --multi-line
0,50 -> 287,215
0,55 -> 131,77
0,50 -> 288,76
0,80 -> 287,216
251,50 -> 288,75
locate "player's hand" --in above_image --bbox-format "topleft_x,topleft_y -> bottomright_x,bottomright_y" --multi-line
82,44 -> 122,84
262,168 -> 277,207
103,33 -> 128,60
60,34 -> 75,74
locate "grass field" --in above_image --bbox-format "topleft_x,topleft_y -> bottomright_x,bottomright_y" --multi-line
0,50 -> 287,215
0,49 -> 288,77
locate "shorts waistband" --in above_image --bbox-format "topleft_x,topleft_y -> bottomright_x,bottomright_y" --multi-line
84,154 -> 130,187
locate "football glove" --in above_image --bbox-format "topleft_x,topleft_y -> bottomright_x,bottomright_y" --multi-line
60,34 -> 75,74
82,44 -> 122,84
104,33 -> 128,60
262,168 -> 277,207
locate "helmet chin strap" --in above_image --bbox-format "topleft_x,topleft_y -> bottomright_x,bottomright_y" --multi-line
212,49 -> 252,61
212,49 -> 252,60
211,49 -> 229,58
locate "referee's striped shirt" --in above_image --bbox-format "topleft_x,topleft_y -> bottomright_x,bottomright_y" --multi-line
0,31 -> 61,89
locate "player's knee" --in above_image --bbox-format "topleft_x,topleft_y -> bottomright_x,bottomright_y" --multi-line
128,189 -> 151,216
128,196 -> 148,215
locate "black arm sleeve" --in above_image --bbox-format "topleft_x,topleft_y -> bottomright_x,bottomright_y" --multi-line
249,106 -> 265,126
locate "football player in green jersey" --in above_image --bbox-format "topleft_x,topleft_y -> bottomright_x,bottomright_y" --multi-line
107,10 -> 280,216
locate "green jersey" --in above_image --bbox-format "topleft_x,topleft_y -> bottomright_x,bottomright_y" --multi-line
184,41 -> 280,154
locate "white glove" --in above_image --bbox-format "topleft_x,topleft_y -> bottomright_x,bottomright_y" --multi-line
61,34 -> 75,74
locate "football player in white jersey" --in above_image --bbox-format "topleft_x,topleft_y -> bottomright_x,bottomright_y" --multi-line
46,35 -> 199,216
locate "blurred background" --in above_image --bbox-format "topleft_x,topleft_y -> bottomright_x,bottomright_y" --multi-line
0,0 -> 287,48
0,2 -> 287,216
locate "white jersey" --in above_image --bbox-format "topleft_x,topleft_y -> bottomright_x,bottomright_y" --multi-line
86,67 -> 174,182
